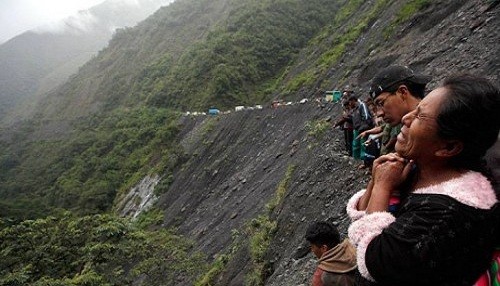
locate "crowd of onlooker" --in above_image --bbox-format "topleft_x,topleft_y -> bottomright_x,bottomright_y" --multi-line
333,90 -> 387,170
333,66 -> 426,171
308,66 -> 500,286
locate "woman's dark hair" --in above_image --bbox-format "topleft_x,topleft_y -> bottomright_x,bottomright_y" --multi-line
436,74 -> 500,173
305,221 -> 340,249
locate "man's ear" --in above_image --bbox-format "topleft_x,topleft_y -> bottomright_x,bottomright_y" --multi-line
396,84 -> 410,101
435,140 -> 463,158
397,85 -> 410,101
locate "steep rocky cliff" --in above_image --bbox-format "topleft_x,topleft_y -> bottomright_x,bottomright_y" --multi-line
154,102 -> 365,285
281,0 -> 499,99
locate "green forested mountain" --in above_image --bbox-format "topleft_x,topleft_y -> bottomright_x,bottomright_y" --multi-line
34,0 -> 345,119
1,0 -> 345,220
145,0 -> 345,109
1,107 -> 181,219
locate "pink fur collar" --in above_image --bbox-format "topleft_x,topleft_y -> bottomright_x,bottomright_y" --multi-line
412,171 -> 497,209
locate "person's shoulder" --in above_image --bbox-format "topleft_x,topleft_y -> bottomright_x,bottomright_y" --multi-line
404,192 -> 494,221
321,270 -> 357,286
406,192 -> 462,208
390,124 -> 402,133
411,171 -> 496,210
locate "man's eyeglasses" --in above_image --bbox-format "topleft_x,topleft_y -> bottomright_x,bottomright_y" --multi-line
374,93 -> 392,108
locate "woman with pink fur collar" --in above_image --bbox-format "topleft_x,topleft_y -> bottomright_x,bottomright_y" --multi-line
347,74 -> 500,285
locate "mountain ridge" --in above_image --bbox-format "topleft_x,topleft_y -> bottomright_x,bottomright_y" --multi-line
0,0 -> 174,124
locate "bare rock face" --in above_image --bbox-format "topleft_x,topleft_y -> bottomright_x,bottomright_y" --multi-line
117,174 -> 160,218
157,102 -> 369,285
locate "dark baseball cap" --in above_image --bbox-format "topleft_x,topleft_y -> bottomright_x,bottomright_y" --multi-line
369,65 -> 432,99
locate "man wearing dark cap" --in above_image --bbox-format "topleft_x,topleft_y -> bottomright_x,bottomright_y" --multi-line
369,65 -> 431,127
366,66 -> 431,155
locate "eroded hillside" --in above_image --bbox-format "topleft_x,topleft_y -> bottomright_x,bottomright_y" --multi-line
280,0 -> 499,98
152,102 -> 368,285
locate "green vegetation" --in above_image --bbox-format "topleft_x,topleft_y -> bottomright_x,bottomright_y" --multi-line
305,119 -> 331,139
279,0 -> 365,93
317,0 -> 390,70
266,164 -> 297,213
395,0 -> 431,22
133,208 -> 165,230
285,69 -> 317,93
139,0 -> 341,110
281,0 -> 392,93
202,117 -> 218,134
309,0 -> 365,46
195,254 -> 230,286
0,212 -> 208,286
245,165 -> 296,285
32,0 -> 342,117
194,229 -> 243,286
383,0 -> 432,38
245,215 -> 277,286
0,107 -> 182,222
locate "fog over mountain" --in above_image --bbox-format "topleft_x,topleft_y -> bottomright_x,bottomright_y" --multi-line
0,0 -> 105,44
0,0 -> 174,123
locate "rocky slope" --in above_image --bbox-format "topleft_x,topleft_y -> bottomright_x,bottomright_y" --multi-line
155,102 -> 368,285
282,0 -> 499,99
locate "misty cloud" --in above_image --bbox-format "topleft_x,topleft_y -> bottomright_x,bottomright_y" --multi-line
34,10 -> 99,35
7,0 -> 175,39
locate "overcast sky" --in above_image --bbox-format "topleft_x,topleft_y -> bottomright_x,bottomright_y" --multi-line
0,0 -> 105,43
